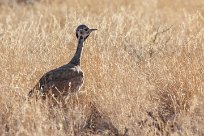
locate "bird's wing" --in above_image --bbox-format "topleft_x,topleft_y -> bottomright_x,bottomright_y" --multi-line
38,64 -> 83,87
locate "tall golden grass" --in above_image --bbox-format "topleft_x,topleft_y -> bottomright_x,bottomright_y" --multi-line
0,0 -> 204,135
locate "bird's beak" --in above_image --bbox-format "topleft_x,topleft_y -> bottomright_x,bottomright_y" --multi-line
89,28 -> 97,32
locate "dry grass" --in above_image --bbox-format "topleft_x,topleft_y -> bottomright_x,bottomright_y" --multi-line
0,0 -> 204,135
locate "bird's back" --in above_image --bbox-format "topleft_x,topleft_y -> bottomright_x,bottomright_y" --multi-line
29,64 -> 84,98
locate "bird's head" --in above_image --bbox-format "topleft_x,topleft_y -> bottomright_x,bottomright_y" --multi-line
76,24 -> 97,41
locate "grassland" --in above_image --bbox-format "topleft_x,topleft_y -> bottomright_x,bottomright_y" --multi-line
0,0 -> 204,135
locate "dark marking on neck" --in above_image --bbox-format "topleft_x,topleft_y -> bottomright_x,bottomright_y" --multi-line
80,36 -> 83,39
69,38 -> 84,66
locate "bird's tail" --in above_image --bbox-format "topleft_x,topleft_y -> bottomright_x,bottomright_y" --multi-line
28,83 -> 40,97
28,88 -> 34,97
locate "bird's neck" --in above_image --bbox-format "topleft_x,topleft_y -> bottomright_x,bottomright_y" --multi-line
69,37 -> 84,66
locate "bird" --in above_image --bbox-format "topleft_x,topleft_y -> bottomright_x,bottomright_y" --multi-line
28,24 -> 97,99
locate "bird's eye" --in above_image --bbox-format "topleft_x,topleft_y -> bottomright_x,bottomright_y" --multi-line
84,28 -> 88,31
